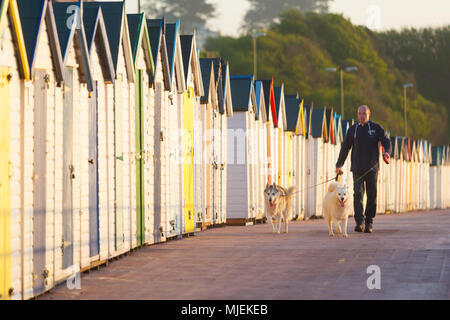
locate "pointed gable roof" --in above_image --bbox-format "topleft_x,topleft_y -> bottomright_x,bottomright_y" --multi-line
0,0 -> 30,80
273,84 -> 287,129
221,60 -> 233,116
284,94 -> 301,132
199,58 -> 215,104
230,75 -> 256,112
82,5 -> 115,83
325,108 -> 335,143
83,1 -> 134,82
254,80 -> 267,122
310,107 -> 327,139
17,0 -> 63,82
303,103 -> 313,139
334,113 -> 343,144
146,18 -> 171,90
261,78 -> 276,126
165,20 -> 185,92
179,33 -> 204,97
126,13 -> 154,76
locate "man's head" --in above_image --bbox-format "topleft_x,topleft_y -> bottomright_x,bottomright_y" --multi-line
358,105 -> 371,125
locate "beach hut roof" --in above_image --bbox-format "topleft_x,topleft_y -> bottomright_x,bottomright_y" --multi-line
230,75 -> 256,112
84,1 -> 134,82
310,107 -> 327,139
0,0 -> 30,80
146,18 -> 171,90
17,0 -> 63,82
284,94 -> 301,132
126,13 -> 154,77
179,33 -> 204,97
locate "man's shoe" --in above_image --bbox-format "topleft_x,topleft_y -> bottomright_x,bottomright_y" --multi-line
364,224 -> 373,233
354,224 -> 365,232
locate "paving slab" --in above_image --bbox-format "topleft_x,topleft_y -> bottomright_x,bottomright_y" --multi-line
39,210 -> 450,300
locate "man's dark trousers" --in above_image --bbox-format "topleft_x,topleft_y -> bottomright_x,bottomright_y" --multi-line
353,170 -> 378,226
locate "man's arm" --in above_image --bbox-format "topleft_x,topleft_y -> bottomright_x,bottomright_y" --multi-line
336,126 -> 353,170
378,124 -> 391,155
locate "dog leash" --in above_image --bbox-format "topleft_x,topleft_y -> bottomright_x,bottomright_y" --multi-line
291,163 -> 379,195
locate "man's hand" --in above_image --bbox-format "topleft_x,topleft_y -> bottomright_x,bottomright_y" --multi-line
383,152 -> 390,164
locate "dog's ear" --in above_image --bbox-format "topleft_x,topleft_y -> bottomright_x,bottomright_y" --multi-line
265,182 -> 269,189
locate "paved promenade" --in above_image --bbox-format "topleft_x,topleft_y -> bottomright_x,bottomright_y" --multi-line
40,210 -> 450,300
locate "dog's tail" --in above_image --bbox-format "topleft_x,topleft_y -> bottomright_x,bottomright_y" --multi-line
285,186 -> 296,197
327,182 -> 339,193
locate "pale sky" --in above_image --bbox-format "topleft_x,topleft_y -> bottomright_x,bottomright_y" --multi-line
122,0 -> 450,35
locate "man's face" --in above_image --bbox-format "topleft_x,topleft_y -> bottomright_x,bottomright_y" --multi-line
358,106 -> 370,125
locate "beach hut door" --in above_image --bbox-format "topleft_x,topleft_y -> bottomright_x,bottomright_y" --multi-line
33,70 -> 48,296
0,67 -> 11,299
136,70 -> 145,246
89,81 -> 99,257
62,68 -> 74,268
114,75 -> 124,249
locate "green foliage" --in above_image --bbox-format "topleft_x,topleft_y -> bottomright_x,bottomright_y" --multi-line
204,10 -> 448,144
142,0 -> 216,33
242,0 -> 331,32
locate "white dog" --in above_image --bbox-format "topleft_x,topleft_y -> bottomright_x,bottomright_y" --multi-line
323,182 -> 350,237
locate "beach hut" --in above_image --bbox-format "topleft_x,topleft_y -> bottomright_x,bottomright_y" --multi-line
81,3 -> 117,270
179,34 -> 204,233
295,98 -> 307,220
261,79 -> 276,185
273,85 -> 287,188
430,146 -> 441,209
127,13 -> 155,246
17,0 -> 64,297
339,119 -> 354,216
82,2 -> 137,262
53,0 -> 94,286
198,58 -> 217,228
0,0 -> 30,300
83,1 -> 136,257
206,58 -> 226,226
147,18 -> 171,242
227,75 -> 257,224
284,94 -> 304,220
164,21 -> 185,238
254,80 -> 268,220
305,107 -> 327,218
215,59 -> 233,224
323,108 -> 335,196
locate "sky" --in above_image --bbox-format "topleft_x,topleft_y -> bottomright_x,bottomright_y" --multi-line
123,0 -> 450,35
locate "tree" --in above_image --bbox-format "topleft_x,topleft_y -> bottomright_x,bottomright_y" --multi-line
242,0 -> 331,32
205,10 -> 448,144
142,0 -> 216,34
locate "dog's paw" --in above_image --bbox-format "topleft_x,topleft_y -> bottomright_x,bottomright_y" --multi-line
343,234 -> 348,238
329,233 -> 334,237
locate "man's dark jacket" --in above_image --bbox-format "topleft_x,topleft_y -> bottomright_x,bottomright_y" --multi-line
336,120 -> 391,175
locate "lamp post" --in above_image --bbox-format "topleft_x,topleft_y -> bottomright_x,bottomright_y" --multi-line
325,66 -> 358,119
252,32 -> 265,80
403,83 -> 413,137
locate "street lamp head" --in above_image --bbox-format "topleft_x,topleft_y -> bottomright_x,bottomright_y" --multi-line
345,66 -> 358,72
403,83 -> 413,88
324,67 -> 337,72
252,32 -> 266,38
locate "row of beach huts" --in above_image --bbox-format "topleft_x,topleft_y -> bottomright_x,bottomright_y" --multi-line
1,0 -> 450,300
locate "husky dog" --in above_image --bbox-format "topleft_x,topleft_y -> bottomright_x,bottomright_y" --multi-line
264,183 -> 296,233
323,182 -> 350,237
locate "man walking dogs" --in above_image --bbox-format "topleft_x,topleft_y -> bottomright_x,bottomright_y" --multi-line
336,105 -> 391,233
